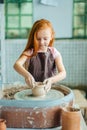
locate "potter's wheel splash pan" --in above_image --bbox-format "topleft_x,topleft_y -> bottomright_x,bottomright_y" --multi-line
0,85 -> 74,108
14,89 -> 64,100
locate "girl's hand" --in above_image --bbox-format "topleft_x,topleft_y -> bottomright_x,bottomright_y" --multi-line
43,78 -> 52,92
25,74 -> 35,89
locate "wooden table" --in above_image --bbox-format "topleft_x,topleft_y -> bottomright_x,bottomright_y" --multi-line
80,113 -> 87,130
73,89 -> 87,122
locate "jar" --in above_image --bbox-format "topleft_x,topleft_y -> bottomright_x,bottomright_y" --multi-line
0,119 -> 6,130
61,107 -> 81,130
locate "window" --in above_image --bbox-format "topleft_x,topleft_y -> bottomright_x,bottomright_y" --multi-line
5,0 -> 33,39
73,0 -> 87,38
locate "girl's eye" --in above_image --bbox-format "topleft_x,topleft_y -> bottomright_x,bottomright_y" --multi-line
44,38 -> 48,40
37,38 -> 48,41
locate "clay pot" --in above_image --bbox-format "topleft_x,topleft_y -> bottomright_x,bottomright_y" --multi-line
32,82 -> 46,97
0,119 -> 6,130
61,107 -> 81,130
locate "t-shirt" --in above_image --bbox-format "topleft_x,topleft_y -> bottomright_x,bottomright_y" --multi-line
48,47 -> 60,59
23,47 -> 60,60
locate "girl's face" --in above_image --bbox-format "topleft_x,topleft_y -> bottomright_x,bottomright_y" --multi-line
36,28 -> 52,50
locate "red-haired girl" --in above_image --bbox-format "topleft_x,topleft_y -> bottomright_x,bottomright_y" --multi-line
13,19 -> 66,90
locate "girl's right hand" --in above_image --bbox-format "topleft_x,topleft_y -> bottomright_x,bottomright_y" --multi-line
25,74 -> 35,89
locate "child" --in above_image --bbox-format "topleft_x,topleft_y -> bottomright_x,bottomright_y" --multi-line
13,19 -> 66,91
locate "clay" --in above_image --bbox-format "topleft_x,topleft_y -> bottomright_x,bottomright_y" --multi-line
32,82 -> 47,97
0,119 -> 6,130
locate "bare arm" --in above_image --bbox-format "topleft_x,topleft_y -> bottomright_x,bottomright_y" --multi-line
13,55 -> 30,78
49,53 -> 66,84
13,51 -> 35,87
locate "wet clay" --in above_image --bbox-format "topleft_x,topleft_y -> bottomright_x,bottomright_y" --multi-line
32,82 -> 47,97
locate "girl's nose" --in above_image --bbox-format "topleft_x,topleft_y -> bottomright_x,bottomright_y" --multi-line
40,39 -> 44,44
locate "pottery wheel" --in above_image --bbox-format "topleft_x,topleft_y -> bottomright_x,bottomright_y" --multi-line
14,89 -> 64,101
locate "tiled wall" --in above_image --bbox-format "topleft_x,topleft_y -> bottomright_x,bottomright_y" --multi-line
4,40 -> 27,84
3,39 -> 87,90
0,4 -> 5,84
54,40 -> 87,90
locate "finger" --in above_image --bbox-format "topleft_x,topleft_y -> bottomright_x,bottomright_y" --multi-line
25,78 -> 32,88
45,82 -> 51,92
45,86 -> 51,92
43,79 -> 48,84
31,77 -> 36,87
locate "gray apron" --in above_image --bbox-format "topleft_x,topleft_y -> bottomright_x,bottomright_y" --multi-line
28,48 -> 57,82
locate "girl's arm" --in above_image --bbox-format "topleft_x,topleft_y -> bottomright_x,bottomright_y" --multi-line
13,51 -> 35,87
49,53 -> 66,84
13,54 -> 30,79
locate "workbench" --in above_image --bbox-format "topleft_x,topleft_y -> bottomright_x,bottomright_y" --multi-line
73,89 -> 87,122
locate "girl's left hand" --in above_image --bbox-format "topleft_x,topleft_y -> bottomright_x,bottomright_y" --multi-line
43,78 -> 52,92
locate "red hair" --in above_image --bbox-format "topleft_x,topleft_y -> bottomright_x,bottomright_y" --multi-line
23,19 -> 55,56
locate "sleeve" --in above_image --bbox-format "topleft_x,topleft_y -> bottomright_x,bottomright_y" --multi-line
22,49 -> 33,57
53,47 -> 61,59
49,47 -> 60,59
